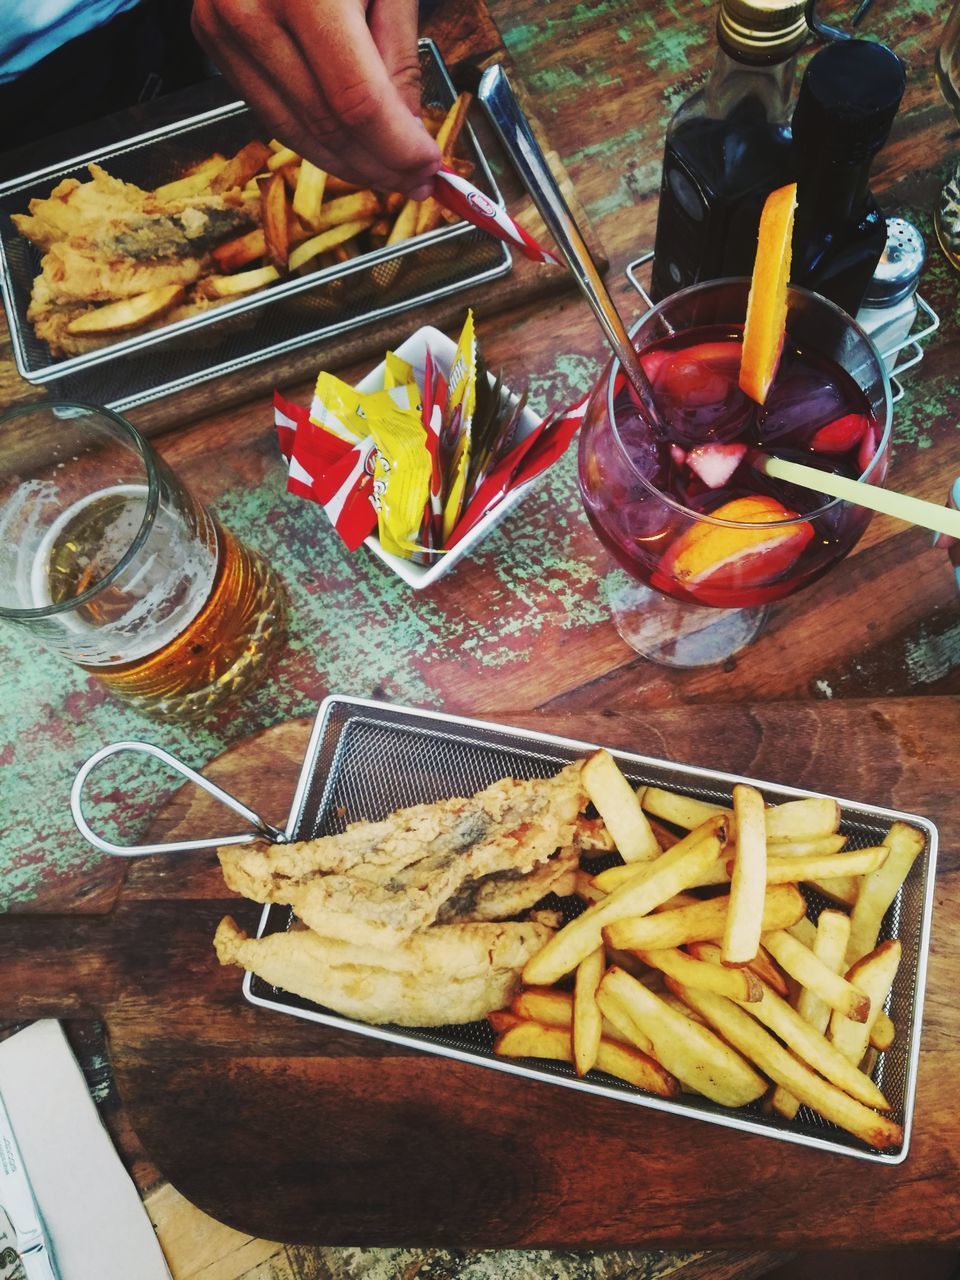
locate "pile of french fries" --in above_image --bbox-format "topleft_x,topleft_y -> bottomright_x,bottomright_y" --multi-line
165,94 -> 475,302
489,750 -> 925,1151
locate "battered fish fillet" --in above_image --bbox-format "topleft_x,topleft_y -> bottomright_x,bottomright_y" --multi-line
214,916 -> 552,1026
218,761 -> 587,948
15,162 -> 260,351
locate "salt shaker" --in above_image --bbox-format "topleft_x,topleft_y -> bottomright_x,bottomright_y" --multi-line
855,217 -> 926,372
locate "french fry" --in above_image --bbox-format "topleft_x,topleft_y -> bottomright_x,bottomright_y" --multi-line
637,946 -> 762,1002
598,968 -> 767,1106
846,823 -> 924,967
492,1018 -> 679,1097
198,265 -> 280,297
757,845 -> 888,885
324,174 -> 363,196
573,947 -> 605,1075
522,825 -> 725,986
416,92 -> 473,235
761,927 -> 869,1021
436,91 -> 473,155
316,190 -> 381,230
767,834 -> 848,858
266,144 -> 300,171
603,945 -> 659,984
871,1008 -> 896,1052
293,161 -> 330,231
420,104 -> 448,135
770,908 -> 851,1120
66,284 -> 186,335
640,786 -> 730,830
723,784 -> 767,966
806,875 -> 860,908
261,171 -> 290,270
212,141 -> 273,191
511,987 -> 643,1050
287,220 -> 375,272
582,750 -> 661,863
386,199 -> 421,246
487,1008 -> 523,1035
592,1038 -> 681,1096
211,227 -> 267,272
591,813 -> 727,893
733,981 -> 889,1108
671,981 -> 903,1149
764,796 -> 840,842
829,939 -> 902,1068
603,883 -> 806,954
786,914 -> 818,948
688,939 -> 791,1000
154,154 -> 226,201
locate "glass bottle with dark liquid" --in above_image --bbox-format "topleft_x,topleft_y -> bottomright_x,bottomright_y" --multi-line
789,39 -> 906,316
650,0 -> 808,302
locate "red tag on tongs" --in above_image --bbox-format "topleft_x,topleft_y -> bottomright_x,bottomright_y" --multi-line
432,163 -> 561,265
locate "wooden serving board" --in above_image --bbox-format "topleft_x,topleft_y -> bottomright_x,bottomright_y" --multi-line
0,699 -> 957,1250
0,0 -> 603,437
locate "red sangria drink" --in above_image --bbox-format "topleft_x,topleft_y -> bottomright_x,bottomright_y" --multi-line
578,279 -> 892,666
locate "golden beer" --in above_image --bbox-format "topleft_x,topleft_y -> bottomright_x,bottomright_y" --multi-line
47,489 -> 286,719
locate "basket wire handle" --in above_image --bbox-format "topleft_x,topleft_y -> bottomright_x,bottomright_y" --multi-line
70,740 -> 287,857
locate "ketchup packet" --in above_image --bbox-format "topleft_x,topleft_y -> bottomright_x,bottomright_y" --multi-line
433,163 -> 560,265
274,312 -> 584,569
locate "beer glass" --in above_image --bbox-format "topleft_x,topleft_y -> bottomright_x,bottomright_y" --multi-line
0,402 -> 286,719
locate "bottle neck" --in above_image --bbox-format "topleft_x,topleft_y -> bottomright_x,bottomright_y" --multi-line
703,47 -> 796,124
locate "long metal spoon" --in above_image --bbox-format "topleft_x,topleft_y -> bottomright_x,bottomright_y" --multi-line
477,63 -> 662,422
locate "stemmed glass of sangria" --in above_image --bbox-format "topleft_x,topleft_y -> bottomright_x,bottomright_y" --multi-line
577,277 -> 892,667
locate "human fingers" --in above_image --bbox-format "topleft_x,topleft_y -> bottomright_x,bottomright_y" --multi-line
366,0 -> 422,120
281,0 -> 440,190
191,0 -> 373,184
193,0 -> 439,193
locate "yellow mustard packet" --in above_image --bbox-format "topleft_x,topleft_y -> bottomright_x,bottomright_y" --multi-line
309,371 -> 370,443
365,403 -> 431,557
383,351 -> 414,390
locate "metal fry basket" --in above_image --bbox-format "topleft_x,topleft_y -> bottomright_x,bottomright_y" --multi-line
0,41 -> 511,413
71,695 -> 938,1163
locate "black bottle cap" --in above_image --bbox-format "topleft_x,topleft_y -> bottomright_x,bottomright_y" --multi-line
793,39 -> 906,162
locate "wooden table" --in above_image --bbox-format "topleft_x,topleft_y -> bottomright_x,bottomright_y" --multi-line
0,0 -> 958,1267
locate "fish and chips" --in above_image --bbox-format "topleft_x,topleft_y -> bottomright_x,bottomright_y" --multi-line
214,747 -> 924,1151
13,96 -> 475,358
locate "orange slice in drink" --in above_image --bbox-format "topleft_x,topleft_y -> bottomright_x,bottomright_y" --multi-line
739,182 -> 797,406
655,494 -> 814,603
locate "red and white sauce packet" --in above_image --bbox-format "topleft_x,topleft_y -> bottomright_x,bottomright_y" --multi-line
275,314 -> 586,565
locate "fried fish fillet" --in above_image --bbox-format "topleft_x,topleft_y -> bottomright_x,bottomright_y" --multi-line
218,761 -> 587,948
214,916 -> 552,1026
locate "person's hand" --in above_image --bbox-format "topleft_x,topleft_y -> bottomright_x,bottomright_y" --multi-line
191,0 -> 442,196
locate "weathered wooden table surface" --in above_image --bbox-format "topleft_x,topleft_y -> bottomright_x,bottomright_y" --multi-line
0,0 -> 958,1269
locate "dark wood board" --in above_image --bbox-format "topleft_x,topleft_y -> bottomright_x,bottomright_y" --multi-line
0,0 -> 603,438
0,699 -> 956,1250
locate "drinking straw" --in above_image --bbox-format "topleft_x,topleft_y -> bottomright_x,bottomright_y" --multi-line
755,454 -> 960,539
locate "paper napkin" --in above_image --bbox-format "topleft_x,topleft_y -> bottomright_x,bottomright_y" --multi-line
0,1021 -> 171,1280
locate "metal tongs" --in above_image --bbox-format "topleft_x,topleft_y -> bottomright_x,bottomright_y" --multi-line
477,64 -> 664,430
70,741 -> 287,857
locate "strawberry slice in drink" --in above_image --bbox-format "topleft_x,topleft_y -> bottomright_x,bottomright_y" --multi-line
809,413 -> 868,455
652,494 -> 815,605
